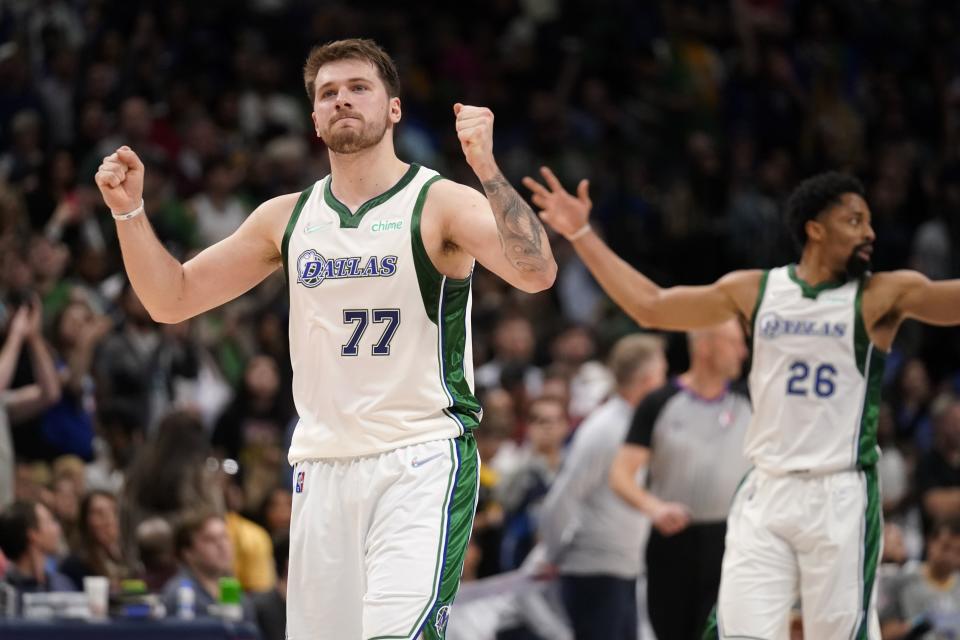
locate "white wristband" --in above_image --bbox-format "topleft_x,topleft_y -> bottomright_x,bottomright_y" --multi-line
112,200 -> 145,221
566,224 -> 592,242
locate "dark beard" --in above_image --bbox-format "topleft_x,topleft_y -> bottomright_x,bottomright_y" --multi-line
845,246 -> 872,279
323,116 -> 389,154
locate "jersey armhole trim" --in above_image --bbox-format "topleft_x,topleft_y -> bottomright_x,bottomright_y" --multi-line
280,183 -> 317,290
411,176 -> 470,324
749,269 -> 770,342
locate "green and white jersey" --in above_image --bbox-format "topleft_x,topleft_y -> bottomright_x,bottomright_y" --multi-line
281,164 -> 481,462
746,265 -> 886,474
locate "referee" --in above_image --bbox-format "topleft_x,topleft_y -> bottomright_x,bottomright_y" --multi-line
608,319 -> 752,640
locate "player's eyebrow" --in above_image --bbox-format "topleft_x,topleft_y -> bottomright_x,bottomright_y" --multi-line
316,77 -> 374,90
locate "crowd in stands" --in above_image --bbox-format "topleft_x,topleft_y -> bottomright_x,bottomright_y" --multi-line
4,1 -> 960,638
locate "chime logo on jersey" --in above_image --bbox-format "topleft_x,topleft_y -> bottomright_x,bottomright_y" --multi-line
296,249 -> 398,288
757,312 -> 846,340
295,471 -> 305,494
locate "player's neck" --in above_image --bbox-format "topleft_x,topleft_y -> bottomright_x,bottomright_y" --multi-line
679,367 -> 727,401
328,142 -> 409,211
795,251 -> 844,286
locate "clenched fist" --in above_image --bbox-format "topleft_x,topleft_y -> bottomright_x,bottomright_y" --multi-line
453,103 -> 497,180
95,146 -> 145,215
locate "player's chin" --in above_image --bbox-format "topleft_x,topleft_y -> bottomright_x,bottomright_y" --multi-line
844,254 -> 871,279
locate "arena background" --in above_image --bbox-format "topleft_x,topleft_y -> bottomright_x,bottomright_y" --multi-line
1,0 -> 960,638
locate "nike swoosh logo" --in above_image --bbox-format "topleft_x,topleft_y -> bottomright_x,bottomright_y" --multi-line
305,221 -> 332,233
411,452 -> 445,468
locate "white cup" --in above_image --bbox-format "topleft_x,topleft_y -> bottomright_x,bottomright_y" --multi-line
83,576 -> 109,620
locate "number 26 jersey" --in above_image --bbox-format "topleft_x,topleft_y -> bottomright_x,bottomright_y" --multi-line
746,265 -> 886,474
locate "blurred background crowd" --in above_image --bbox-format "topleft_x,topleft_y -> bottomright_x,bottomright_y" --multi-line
3,0 -> 960,638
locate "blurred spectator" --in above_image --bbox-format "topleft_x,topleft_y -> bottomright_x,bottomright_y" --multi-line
476,315 -> 543,401
49,455 -> 84,547
40,298 -> 112,461
0,500 -> 74,607
188,157 -> 248,246
891,358 -> 934,451
93,283 -> 198,430
161,510 -> 255,622
880,518 -> 960,640
609,320 -> 752,640
123,410 -> 222,554
135,516 -> 177,593
60,490 -> 132,591
252,533 -> 288,640
548,324 -> 613,422
498,396 -> 569,570
1,295 -> 61,505
257,486 -> 291,538
473,387 -> 513,579
212,353 -> 291,509
220,462 -> 275,593
539,334 -> 667,640
917,397 -> 960,538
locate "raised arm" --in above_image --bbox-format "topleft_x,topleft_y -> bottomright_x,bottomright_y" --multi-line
449,104 -> 556,292
95,147 -> 291,323
524,167 -> 760,331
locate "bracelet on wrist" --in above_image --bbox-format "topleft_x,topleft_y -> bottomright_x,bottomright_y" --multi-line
566,224 -> 592,242
112,200 -> 145,221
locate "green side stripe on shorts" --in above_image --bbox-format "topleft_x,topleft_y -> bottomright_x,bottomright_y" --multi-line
368,435 -> 479,640
855,467 -> 881,640
421,434 -> 479,640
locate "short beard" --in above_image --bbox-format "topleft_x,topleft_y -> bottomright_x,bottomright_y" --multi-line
845,246 -> 872,280
323,115 -> 389,154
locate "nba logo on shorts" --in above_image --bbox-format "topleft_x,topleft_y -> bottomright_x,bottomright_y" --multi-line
434,605 -> 450,635
295,471 -> 305,494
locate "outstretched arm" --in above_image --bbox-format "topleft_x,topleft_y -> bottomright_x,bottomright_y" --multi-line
95,147 -> 290,323
524,167 -> 760,331
448,104 -> 556,292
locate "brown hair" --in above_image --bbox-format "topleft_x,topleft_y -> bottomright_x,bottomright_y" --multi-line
173,509 -> 222,556
303,38 -> 400,101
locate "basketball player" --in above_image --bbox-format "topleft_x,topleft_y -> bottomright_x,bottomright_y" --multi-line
523,168 -> 960,639
94,39 -> 556,640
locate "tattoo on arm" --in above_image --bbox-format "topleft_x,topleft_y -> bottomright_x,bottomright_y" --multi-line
480,172 -> 549,273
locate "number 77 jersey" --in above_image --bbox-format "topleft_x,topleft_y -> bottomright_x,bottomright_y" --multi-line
281,164 -> 481,463
746,265 -> 886,474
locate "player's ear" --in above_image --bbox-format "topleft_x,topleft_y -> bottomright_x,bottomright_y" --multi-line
311,111 -> 321,138
805,218 -> 825,243
389,97 -> 402,124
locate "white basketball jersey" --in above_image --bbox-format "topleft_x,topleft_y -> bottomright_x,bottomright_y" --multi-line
282,164 -> 480,462
746,265 -> 886,474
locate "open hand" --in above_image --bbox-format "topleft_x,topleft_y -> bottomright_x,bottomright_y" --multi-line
522,167 -> 592,239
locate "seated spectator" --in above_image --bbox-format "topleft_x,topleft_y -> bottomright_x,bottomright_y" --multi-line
0,500 -> 75,608
161,510 -> 255,622
60,490 -> 132,591
135,517 -> 177,593
880,518 -> 960,639
252,534 -> 288,640
498,396 -> 569,570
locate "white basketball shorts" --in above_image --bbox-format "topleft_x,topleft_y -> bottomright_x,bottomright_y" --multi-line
707,466 -> 881,640
287,435 -> 479,640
